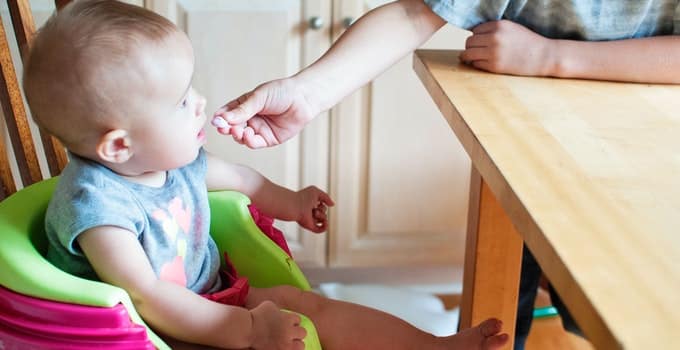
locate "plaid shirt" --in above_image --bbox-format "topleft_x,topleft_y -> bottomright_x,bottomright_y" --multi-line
425,0 -> 680,40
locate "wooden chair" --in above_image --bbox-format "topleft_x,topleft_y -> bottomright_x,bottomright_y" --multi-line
0,0 -> 67,200
0,1 -> 321,348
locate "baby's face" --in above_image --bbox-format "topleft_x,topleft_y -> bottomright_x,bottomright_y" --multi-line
125,32 -> 207,172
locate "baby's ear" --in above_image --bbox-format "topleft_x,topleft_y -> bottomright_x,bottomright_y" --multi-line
96,129 -> 133,163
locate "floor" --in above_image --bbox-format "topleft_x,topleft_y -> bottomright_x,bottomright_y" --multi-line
306,266 -> 594,349
438,288 -> 593,350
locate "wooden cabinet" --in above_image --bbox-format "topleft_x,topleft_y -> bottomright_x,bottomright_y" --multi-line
152,0 -> 472,269
329,1 -> 472,267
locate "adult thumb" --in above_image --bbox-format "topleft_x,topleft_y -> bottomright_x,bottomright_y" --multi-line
224,92 -> 263,125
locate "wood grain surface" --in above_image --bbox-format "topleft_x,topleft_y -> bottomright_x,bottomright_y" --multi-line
414,49 -> 680,350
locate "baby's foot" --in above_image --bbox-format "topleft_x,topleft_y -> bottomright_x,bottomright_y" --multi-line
445,318 -> 508,350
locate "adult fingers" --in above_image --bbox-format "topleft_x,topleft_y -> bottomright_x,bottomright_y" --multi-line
470,20 -> 502,34
470,59 -> 495,73
213,94 -> 246,119
211,116 -> 232,135
465,33 -> 495,49
229,123 -> 245,141
460,47 -> 491,63
247,117 -> 281,146
241,127 -> 269,149
222,90 -> 265,124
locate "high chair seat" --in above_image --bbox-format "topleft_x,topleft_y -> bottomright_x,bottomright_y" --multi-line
0,178 -> 321,349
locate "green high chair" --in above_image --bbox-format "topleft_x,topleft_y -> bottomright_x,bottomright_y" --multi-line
0,178 -> 322,349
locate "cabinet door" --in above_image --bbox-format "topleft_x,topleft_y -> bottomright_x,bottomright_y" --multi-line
329,0 -> 471,267
147,0 -> 332,267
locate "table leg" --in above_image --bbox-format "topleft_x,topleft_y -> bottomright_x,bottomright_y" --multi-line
459,167 -> 523,349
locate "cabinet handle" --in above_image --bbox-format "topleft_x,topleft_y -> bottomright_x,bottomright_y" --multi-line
342,17 -> 354,29
308,16 -> 324,30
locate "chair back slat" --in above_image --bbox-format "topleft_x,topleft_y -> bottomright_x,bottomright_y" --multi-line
0,14 -> 42,191
1,0 -> 72,199
55,0 -> 70,10
0,132 -> 16,200
39,131 -> 68,176
7,0 -> 34,59
7,0 -> 68,177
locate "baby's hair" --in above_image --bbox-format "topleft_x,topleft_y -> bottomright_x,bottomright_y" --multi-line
23,0 -> 179,151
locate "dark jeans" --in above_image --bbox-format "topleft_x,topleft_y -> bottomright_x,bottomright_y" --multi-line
514,245 -> 583,350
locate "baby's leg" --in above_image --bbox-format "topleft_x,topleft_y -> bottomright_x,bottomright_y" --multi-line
247,286 -> 508,350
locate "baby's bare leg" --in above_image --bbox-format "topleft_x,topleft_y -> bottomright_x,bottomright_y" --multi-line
247,286 -> 508,350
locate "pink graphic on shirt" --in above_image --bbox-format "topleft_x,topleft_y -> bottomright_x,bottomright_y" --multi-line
168,197 -> 191,234
159,255 -> 187,287
152,196 -> 192,287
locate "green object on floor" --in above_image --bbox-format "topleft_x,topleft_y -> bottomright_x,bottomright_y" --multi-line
533,306 -> 559,319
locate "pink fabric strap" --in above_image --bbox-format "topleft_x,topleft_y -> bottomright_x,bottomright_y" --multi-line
248,204 -> 292,257
202,204 -> 291,307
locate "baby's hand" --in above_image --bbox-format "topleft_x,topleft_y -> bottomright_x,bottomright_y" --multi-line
296,186 -> 334,233
250,301 -> 306,350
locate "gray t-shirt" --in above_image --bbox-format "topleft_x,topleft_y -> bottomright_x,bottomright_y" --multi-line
425,0 -> 680,39
46,149 -> 222,294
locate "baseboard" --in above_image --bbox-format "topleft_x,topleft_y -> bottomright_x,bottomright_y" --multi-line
301,265 -> 463,294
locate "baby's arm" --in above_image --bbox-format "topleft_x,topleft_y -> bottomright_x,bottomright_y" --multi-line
462,20 -> 680,84
77,226 -> 306,349
205,152 -> 334,232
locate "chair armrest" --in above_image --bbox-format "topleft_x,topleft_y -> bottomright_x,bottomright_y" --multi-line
208,190 -> 311,291
0,178 -> 168,350
208,191 -> 321,349
0,178 -> 125,306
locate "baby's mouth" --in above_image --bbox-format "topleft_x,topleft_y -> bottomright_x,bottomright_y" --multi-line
197,128 -> 206,141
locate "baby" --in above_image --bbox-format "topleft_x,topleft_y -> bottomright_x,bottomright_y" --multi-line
24,1 -> 507,349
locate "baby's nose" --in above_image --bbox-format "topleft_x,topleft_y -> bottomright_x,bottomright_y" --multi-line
196,95 -> 207,116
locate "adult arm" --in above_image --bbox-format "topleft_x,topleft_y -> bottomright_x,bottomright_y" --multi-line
462,20 -> 680,84
213,0 -> 445,148
291,0 -> 446,114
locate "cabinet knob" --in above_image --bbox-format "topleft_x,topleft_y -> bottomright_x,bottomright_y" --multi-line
342,17 -> 354,29
308,16 -> 324,30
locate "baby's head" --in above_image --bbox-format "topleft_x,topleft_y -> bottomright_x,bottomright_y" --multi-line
24,0 -> 207,174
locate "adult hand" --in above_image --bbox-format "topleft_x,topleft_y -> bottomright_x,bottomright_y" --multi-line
212,78 -> 317,149
461,20 -> 556,77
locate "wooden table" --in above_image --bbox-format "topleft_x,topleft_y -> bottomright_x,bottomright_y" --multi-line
413,50 -> 680,349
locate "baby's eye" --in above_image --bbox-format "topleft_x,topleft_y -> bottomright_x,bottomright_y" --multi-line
180,98 -> 188,109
